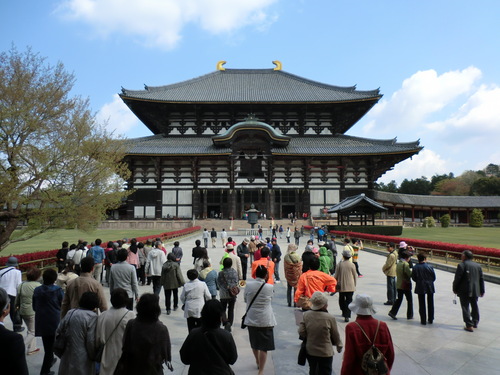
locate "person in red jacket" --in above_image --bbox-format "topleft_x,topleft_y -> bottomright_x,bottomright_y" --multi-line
341,294 -> 395,375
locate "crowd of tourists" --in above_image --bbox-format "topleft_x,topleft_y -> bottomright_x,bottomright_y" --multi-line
0,229 -> 486,375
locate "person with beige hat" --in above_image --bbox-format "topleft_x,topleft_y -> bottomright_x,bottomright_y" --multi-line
298,291 -> 343,374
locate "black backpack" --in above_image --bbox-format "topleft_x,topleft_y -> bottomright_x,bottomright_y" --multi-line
355,321 -> 389,375
107,249 -> 118,264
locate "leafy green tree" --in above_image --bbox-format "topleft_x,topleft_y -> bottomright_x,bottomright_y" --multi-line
470,177 -> 500,196
440,214 -> 451,228
469,208 -> 484,227
399,177 -> 432,195
432,178 -> 470,196
484,163 -> 500,177
430,173 -> 454,191
422,216 -> 436,228
375,180 -> 398,193
0,46 -> 131,251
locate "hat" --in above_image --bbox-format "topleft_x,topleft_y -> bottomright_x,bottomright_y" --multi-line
318,241 -> 325,246
271,237 -> 277,242
287,243 -> 298,252
226,244 -> 234,250
250,235 -> 255,240
239,280 -> 246,288
348,294 -> 377,315
310,291 -> 328,311
312,247 -> 319,254
6,256 -> 19,267
399,241 -> 408,249
342,249 -> 352,258
243,238 -> 250,243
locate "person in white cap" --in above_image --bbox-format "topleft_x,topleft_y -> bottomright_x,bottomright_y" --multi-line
341,294 -> 395,375
0,257 -> 24,332
298,291 -> 343,374
220,244 -> 242,280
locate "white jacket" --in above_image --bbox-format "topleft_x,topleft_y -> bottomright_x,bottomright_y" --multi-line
180,279 -> 211,318
145,248 -> 167,276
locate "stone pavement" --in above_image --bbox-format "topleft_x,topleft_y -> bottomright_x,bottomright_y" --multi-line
16,230 -> 500,374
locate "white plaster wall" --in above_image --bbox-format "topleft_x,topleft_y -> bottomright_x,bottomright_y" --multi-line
178,190 -> 192,204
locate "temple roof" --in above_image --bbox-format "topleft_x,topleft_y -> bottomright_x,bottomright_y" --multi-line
328,193 -> 388,214
374,191 -> 500,208
125,134 -> 421,156
120,69 -> 381,103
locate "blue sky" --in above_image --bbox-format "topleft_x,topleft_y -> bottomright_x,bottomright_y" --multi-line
2,0 -> 500,183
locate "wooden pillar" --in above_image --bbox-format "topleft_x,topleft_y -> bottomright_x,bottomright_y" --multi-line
411,206 -> 415,222
203,190 -> 208,219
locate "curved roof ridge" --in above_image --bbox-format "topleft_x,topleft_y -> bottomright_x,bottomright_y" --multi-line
121,68 -> 381,98
336,134 -> 421,148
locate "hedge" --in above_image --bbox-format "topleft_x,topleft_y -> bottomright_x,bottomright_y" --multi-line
329,230 -> 500,258
0,226 -> 201,271
326,225 -> 403,236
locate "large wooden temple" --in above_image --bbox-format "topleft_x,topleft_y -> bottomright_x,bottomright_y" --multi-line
119,61 -> 422,220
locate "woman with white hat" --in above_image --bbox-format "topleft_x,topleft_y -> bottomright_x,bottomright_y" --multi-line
298,291 -> 343,374
341,294 -> 395,375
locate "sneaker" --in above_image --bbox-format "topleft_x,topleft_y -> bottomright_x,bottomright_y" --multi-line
166,310 -> 171,315
28,348 -> 40,355
14,327 -> 25,333
275,280 -> 281,284
344,317 -> 349,322
464,326 -> 474,332
388,312 -> 397,320
383,301 -> 393,306
358,274 -> 364,278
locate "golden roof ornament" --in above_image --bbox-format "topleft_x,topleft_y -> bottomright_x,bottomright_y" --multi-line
272,60 -> 282,70
216,61 -> 226,71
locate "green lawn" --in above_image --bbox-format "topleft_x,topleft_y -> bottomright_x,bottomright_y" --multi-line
400,227 -> 500,249
1,229 -> 173,256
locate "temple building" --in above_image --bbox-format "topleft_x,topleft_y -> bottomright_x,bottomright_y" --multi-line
119,61 -> 422,220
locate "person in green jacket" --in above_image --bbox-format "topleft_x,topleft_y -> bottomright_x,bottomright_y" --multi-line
318,244 -> 332,275
388,250 -> 413,320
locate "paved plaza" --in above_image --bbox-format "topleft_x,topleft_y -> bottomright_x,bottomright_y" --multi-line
15,230 -> 500,374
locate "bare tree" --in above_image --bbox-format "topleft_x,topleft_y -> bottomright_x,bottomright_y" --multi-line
0,46 -> 131,251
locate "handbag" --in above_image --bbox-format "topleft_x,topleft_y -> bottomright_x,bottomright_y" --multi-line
297,339 -> 307,366
241,281 -> 266,329
296,275 -> 312,310
53,310 -> 76,358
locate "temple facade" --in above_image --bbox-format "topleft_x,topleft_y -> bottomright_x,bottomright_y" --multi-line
119,62 -> 422,220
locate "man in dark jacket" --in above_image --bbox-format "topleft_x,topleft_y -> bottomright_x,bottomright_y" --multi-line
411,253 -> 436,325
192,240 -> 206,265
453,250 -> 485,332
271,238 -> 282,283
236,238 -> 250,280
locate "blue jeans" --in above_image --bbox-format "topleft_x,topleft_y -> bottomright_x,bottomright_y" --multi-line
386,276 -> 396,303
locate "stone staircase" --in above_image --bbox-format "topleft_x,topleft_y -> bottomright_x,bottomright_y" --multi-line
192,218 -> 310,234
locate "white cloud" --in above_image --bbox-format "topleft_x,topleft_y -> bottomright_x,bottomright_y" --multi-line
378,149 -> 450,184
361,66 -> 482,135
356,66 -> 500,183
56,0 -> 279,49
96,94 -> 141,136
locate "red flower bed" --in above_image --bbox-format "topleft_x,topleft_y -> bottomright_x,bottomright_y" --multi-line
330,230 -> 500,258
0,226 -> 202,271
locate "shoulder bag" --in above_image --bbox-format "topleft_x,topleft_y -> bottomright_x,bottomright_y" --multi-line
54,309 -> 77,358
